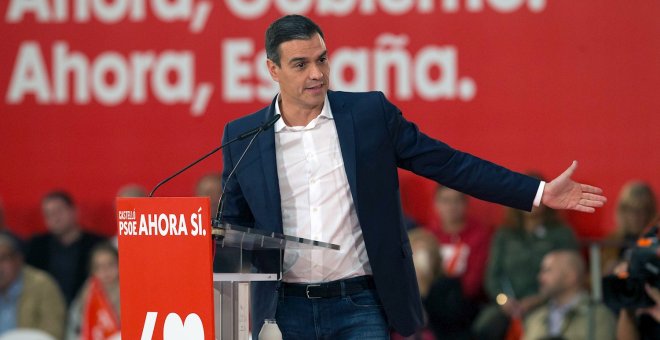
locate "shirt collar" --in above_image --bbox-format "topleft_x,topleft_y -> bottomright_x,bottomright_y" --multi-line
549,292 -> 584,314
2,269 -> 23,301
273,94 -> 332,133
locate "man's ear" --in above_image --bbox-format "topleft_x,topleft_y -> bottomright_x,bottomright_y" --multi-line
267,59 -> 279,82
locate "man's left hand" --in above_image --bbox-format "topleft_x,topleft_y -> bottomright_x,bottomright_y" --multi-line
542,161 -> 607,213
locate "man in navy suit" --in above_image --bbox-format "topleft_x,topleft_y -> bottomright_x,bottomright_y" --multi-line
220,15 -> 606,339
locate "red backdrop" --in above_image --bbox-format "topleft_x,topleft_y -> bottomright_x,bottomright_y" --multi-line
1,0 -> 659,239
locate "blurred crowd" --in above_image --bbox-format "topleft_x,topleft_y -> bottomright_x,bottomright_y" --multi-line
400,178 -> 660,340
0,175 -> 659,340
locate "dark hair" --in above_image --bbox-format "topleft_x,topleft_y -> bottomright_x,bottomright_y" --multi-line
0,232 -> 24,256
42,190 -> 75,207
265,15 -> 324,66
88,242 -> 119,272
434,184 -> 467,200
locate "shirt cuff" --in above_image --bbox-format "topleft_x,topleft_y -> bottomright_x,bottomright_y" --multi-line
533,181 -> 546,207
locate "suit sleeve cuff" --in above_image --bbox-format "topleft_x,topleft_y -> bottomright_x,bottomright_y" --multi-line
533,181 -> 546,207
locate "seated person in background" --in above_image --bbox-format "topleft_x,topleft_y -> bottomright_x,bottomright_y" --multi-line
26,191 -> 106,305
67,242 -> 120,340
617,283 -> 660,340
0,198 -> 24,253
196,173 -> 247,273
524,250 -> 615,340
407,228 -> 474,340
116,184 -> 147,199
473,173 -> 578,340
612,233 -> 660,340
428,185 -> 492,302
112,184 -> 147,248
195,173 -> 222,219
602,181 -> 657,274
409,228 -> 444,299
0,233 -> 66,339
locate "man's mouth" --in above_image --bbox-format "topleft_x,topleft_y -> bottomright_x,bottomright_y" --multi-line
306,83 -> 324,90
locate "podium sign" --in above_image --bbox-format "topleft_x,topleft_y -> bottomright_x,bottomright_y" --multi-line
117,197 -> 215,340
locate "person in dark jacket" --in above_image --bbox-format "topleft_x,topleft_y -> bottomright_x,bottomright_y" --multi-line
26,191 -> 105,305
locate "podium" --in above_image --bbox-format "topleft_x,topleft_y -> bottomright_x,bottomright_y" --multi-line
117,197 -> 339,340
211,223 -> 340,339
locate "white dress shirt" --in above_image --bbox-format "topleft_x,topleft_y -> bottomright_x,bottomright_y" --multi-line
273,95 -> 545,283
274,95 -> 372,283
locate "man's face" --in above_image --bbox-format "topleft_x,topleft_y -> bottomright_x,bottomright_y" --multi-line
267,34 -> 329,113
538,254 -> 567,299
42,198 -> 77,236
0,244 -> 22,293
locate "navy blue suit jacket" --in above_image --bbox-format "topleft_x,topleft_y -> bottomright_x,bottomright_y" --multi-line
220,90 -> 539,336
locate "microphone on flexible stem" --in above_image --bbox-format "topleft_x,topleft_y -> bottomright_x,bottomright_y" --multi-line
148,114 -> 281,197
213,114 -> 281,227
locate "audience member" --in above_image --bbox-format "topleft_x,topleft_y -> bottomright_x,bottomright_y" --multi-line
399,228 -> 440,340
0,198 -> 24,253
116,184 -> 147,199
524,250 -> 615,340
0,233 -> 66,339
408,228 -> 474,340
409,228 -> 444,299
66,242 -> 120,340
25,191 -> 105,305
195,173 -> 222,219
602,181 -> 657,274
473,174 -> 578,340
196,173 -> 248,273
428,185 -> 492,301
616,282 -> 660,340
112,184 -> 147,248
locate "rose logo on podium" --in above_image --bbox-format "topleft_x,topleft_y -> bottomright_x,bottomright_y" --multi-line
141,312 -> 204,340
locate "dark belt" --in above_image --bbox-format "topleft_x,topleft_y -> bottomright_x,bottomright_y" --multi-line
280,275 -> 376,299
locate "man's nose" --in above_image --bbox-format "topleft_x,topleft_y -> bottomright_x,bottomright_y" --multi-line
309,64 -> 323,80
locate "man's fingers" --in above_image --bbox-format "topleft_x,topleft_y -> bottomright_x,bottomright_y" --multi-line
581,184 -> 604,195
581,193 -> 607,203
573,205 -> 595,213
579,198 -> 605,208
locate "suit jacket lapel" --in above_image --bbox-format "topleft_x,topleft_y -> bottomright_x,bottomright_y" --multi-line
329,91 -> 359,211
258,97 -> 283,233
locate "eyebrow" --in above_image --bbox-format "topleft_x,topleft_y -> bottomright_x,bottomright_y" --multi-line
288,51 -> 328,65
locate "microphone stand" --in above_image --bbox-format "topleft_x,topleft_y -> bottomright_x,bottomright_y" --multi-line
148,114 -> 281,197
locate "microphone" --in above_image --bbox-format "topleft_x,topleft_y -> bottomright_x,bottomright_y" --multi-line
237,114 -> 281,139
148,114 -> 281,197
214,114 -> 281,225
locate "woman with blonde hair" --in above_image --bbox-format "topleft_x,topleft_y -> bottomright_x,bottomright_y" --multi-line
408,228 -> 444,298
407,228 -> 476,340
602,181 -> 657,274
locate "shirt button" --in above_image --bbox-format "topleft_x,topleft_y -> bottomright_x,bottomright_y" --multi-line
312,207 -> 318,212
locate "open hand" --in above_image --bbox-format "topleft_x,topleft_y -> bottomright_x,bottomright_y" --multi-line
541,161 -> 606,213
